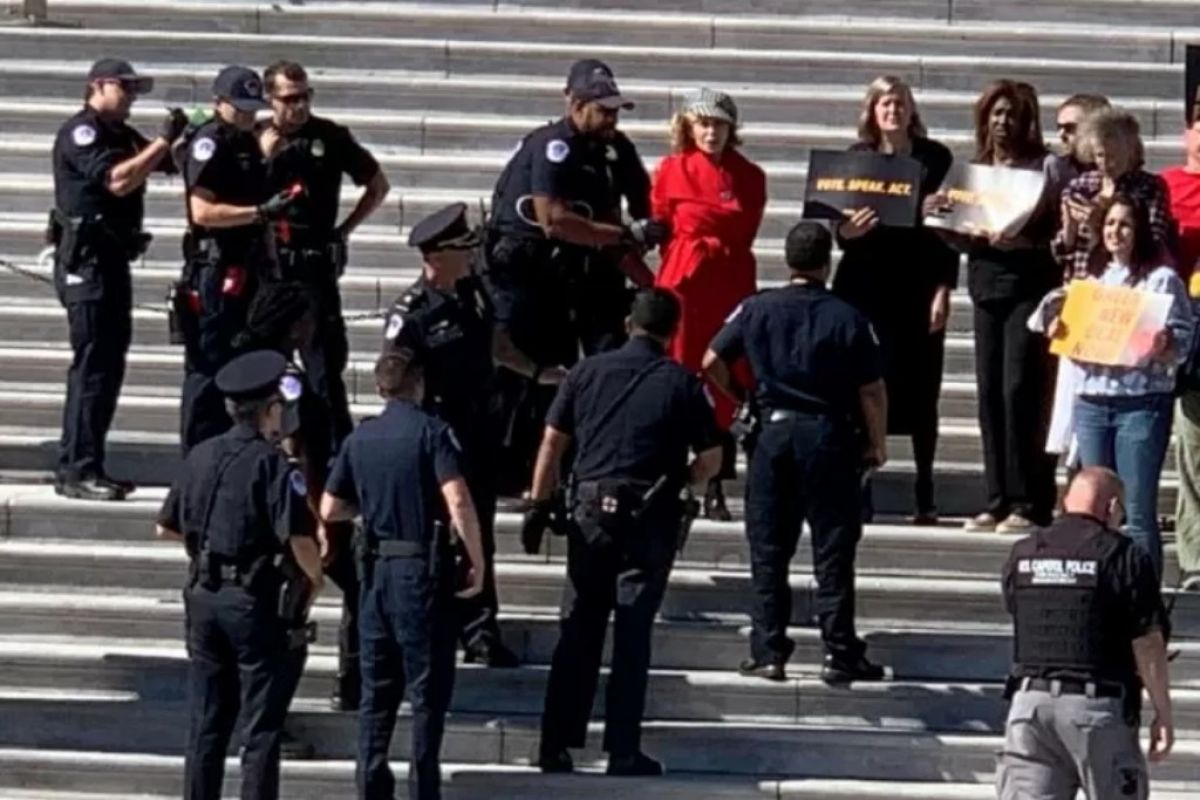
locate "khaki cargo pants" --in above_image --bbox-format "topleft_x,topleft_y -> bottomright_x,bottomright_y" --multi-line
996,688 -> 1148,800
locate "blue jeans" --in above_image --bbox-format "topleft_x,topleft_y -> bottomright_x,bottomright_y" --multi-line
1073,393 -> 1173,577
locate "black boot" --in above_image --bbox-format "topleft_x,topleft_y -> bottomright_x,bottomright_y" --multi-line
821,653 -> 886,685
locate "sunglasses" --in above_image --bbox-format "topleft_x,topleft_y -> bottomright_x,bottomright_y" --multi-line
1056,122 -> 1078,133
273,88 -> 314,105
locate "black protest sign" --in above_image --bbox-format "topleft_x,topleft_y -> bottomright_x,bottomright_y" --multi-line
1187,44 -> 1200,125
802,149 -> 923,228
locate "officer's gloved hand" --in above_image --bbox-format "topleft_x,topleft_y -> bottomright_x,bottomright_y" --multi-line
257,186 -> 302,221
520,499 -> 554,555
623,218 -> 671,248
159,108 -> 189,145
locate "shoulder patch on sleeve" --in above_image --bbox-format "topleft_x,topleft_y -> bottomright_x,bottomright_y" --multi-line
384,313 -> 404,340
191,136 -> 216,162
71,124 -> 97,147
546,139 -> 570,164
288,469 -> 307,497
725,303 -> 744,324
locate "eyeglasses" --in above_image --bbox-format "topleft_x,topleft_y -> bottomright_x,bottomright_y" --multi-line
1056,122 -> 1078,133
273,88 -> 314,105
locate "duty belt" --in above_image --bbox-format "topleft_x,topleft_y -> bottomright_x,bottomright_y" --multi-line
368,540 -> 428,559
1019,677 -> 1126,699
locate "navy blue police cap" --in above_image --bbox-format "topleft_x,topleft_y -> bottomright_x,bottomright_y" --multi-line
88,58 -> 154,94
566,59 -> 634,110
215,350 -> 288,400
407,202 -> 480,252
212,65 -> 268,112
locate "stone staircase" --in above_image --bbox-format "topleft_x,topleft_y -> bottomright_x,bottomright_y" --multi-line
0,1 -> 1198,797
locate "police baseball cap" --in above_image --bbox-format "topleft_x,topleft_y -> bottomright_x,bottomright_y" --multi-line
566,59 -> 634,110
407,202 -> 480,252
212,65 -> 268,112
87,58 -> 154,94
216,350 -> 288,400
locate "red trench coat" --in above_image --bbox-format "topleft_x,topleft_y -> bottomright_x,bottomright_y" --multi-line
653,147 -> 767,427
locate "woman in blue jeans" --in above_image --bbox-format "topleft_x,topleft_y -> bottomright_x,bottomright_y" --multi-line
1049,194 -> 1193,576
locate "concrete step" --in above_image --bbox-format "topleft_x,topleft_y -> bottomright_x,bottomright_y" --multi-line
40,1 -> 1194,64
1,540 -> 1197,635
5,694 -> 1200,783
0,62 -> 1174,134
0,27 -> 1183,100
0,636 -> 1018,732
0,588 -> 1029,682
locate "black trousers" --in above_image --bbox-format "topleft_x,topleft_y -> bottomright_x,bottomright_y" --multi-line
745,414 -> 865,664
540,521 -> 674,756
973,297 -> 1057,522
358,557 -> 457,800
324,533 -> 360,682
57,269 -> 131,481
183,583 -> 305,800
299,288 -> 352,450
457,448 -> 502,648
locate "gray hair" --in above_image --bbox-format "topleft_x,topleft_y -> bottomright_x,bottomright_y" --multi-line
1079,108 -> 1144,168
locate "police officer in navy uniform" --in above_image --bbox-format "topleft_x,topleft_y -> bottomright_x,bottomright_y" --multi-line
383,202 -> 520,668
259,59 -> 390,447
997,467 -> 1174,800
321,351 -> 486,800
50,58 -> 186,500
484,59 -> 667,495
231,282 -> 362,711
524,288 -> 722,776
177,65 -> 299,453
155,349 -> 324,800
703,221 -> 888,684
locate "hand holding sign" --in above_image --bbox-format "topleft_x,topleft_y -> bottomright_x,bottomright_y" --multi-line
803,150 -> 923,228
924,162 -> 1046,238
1049,281 -> 1175,367
838,207 -> 880,240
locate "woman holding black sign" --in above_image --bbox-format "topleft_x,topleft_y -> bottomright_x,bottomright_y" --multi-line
928,80 -> 1063,534
833,75 -> 958,524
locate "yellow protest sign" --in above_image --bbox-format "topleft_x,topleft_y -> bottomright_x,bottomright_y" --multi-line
1049,281 -> 1172,366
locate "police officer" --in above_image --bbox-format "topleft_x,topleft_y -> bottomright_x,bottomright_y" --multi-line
155,349 -> 324,800
233,282 -> 362,711
485,59 -> 667,495
177,65 -> 299,453
321,351 -> 486,800
524,288 -> 722,776
997,467 -> 1174,800
260,59 -> 390,447
383,203 -> 519,667
51,58 -> 186,500
703,221 -> 888,684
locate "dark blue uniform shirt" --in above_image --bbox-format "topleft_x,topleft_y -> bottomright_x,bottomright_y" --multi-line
710,282 -> 882,415
489,117 -> 648,240
547,336 -> 720,482
182,118 -> 272,256
263,114 -> 380,242
384,274 -> 495,440
53,106 -> 166,234
325,400 -> 464,543
157,421 -> 314,559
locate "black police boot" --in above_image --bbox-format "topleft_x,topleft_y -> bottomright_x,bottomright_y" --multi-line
463,639 -> 520,668
55,475 -> 124,502
606,752 -> 664,777
330,668 -> 361,712
537,746 -> 574,774
96,473 -> 136,497
821,653 -> 886,685
738,657 -> 786,682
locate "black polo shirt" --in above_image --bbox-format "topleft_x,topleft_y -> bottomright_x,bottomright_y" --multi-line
547,335 -> 720,482
710,281 -> 882,414
182,118 -> 271,255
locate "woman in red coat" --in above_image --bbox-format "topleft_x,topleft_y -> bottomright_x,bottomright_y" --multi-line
653,88 -> 767,518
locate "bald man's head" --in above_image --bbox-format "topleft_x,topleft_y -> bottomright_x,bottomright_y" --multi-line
1063,467 -> 1125,524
